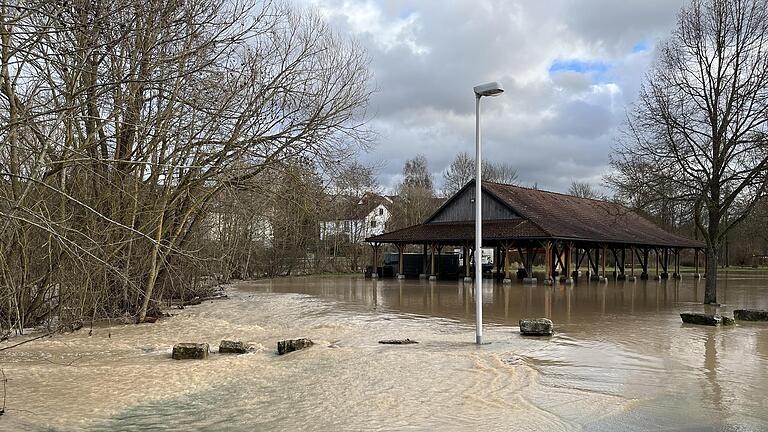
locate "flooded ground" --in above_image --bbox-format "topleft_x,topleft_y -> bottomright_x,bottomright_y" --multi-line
2,274 -> 768,431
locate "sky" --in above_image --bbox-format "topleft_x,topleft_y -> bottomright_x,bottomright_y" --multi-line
299,0 -> 688,194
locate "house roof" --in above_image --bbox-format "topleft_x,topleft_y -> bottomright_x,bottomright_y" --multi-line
367,180 -> 703,248
322,192 -> 391,222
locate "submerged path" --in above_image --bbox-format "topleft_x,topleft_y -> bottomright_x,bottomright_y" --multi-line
2,275 -> 768,431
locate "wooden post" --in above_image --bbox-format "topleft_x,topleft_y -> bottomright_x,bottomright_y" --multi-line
545,241 -> 552,281
601,245 -> 606,278
464,244 -> 471,278
631,247 -> 635,276
655,249 -> 660,276
436,245 -> 443,277
430,243 -> 436,276
371,243 -> 380,278
398,244 -> 404,276
504,244 -> 511,279
674,250 -> 679,276
619,246 -> 627,275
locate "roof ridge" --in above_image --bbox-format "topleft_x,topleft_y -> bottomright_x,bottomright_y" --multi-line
482,180 -> 635,210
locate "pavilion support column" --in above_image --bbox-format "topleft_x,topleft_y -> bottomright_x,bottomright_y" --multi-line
575,247 -> 588,280
370,243 -> 380,279
589,248 -> 600,281
523,245 -> 537,284
544,241 -> 554,285
572,248 -> 581,279
396,244 -> 405,279
493,245 -> 502,278
654,248 -> 661,280
628,247 -> 637,282
640,248 -> 649,280
436,245 -> 444,278
673,249 -> 681,279
419,244 -> 428,279
563,243 -> 574,284
600,245 -> 607,283
661,248 -> 670,279
616,248 -> 627,281
462,244 -> 472,283
429,243 -> 437,281
502,242 -> 512,284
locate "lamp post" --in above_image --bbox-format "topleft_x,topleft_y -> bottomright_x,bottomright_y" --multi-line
472,81 -> 504,345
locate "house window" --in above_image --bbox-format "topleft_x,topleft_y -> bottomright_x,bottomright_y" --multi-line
379,208 -> 384,215
370,220 -> 376,228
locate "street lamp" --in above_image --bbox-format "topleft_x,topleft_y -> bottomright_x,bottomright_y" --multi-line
473,81 -> 503,345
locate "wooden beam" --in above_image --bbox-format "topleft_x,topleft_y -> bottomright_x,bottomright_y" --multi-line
504,244 -> 511,279
601,245 -> 606,277
430,243 -> 436,276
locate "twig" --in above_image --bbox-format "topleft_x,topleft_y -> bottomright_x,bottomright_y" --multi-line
0,331 -> 55,352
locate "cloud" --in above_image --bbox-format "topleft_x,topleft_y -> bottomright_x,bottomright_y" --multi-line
295,0 -> 687,194
309,0 -> 429,55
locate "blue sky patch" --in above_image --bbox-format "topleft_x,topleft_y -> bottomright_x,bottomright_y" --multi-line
399,7 -> 417,19
549,59 -> 610,75
632,40 -> 651,53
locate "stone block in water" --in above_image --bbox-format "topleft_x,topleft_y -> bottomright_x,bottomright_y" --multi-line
277,338 -> 314,355
219,340 -> 249,354
680,313 -> 733,326
172,343 -> 209,360
519,318 -> 554,336
734,309 -> 768,321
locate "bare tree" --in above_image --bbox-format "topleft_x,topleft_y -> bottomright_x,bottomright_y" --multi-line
389,155 -> 439,230
334,162 -> 380,199
484,161 -> 519,185
568,181 -> 604,200
442,152 -> 519,196
442,152 -> 474,196
607,0 -> 768,304
0,0 -> 372,330
402,154 -> 434,191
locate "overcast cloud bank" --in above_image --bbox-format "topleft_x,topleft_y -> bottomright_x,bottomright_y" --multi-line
300,0 -> 687,193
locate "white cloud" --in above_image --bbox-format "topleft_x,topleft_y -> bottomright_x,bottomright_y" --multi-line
296,0 -> 687,194
309,0 -> 430,55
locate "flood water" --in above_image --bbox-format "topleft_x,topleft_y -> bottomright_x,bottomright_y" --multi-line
3,274 -> 768,431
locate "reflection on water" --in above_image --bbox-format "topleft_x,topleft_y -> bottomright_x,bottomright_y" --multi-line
3,274 -> 768,431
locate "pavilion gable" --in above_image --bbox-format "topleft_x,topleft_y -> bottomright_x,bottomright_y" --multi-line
426,183 -> 520,224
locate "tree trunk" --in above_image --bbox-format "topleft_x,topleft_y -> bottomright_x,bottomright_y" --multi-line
704,246 -> 718,304
137,209 -> 166,323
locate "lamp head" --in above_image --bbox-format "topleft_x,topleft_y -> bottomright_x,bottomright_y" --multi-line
473,81 -> 504,97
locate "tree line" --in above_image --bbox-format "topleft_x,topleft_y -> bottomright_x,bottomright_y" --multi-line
0,0 -> 372,330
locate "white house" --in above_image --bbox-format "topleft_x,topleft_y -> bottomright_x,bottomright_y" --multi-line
320,193 -> 392,243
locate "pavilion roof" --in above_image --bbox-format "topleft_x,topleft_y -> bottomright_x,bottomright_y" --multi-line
367,180 -> 704,248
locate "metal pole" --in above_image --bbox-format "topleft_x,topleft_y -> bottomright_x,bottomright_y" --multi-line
475,94 -> 483,345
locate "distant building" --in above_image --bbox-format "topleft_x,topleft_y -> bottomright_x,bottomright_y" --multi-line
320,193 -> 392,243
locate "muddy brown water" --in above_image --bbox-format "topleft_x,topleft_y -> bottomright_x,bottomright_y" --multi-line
2,274 -> 768,431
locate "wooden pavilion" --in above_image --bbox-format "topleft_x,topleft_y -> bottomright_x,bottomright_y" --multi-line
365,180 -> 706,283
